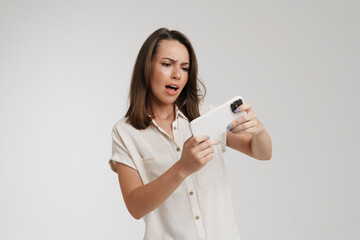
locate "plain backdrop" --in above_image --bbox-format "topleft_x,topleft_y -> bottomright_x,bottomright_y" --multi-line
1,0 -> 359,239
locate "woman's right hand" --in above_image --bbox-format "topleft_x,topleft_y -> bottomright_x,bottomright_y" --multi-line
178,135 -> 220,177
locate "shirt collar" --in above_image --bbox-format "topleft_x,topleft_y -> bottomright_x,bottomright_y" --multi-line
175,105 -> 187,120
149,105 -> 188,124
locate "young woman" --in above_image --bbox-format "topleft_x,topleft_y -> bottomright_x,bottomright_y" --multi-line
109,28 -> 272,240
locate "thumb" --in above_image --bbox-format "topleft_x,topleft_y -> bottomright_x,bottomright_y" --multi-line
184,136 -> 193,144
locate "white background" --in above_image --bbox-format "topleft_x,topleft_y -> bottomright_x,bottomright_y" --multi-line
1,0 -> 359,239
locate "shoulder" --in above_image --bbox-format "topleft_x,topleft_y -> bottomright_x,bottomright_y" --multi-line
112,117 -> 137,135
113,117 -> 128,131
112,117 -> 150,139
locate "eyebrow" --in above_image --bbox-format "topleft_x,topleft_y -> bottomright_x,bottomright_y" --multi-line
161,57 -> 189,65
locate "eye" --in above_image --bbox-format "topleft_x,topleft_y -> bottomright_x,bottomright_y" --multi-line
182,67 -> 189,72
161,63 -> 171,67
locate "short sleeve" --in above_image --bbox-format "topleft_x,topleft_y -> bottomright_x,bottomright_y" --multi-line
109,126 -> 137,173
199,100 -> 227,153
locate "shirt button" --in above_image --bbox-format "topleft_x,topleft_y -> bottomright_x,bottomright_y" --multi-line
189,191 -> 193,195
195,216 -> 200,220
176,147 -> 180,152
173,126 -> 177,130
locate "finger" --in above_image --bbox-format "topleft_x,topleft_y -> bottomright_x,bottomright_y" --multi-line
232,120 -> 256,133
197,139 -> 219,152
231,120 -> 256,133
237,126 -> 257,135
202,152 -> 215,164
201,146 -> 215,159
237,102 -> 252,113
227,113 -> 254,130
191,135 -> 210,146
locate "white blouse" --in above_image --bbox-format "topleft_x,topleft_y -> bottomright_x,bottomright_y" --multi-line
109,101 -> 242,240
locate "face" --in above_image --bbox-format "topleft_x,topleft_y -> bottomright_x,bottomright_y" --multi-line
149,40 -> 190,106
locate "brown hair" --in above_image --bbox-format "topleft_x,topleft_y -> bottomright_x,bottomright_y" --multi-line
125,28 -> 206,129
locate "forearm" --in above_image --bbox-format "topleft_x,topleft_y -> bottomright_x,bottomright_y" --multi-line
128,161 -> 187,219
250,122 -> 272,160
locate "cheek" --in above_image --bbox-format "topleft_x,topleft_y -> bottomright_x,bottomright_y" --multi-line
150,80 -> 161,94
153,68 -> 168,82
182,76 -> 189,86
150,71 -> 162,85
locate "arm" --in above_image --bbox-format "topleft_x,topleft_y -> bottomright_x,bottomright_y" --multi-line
116,136 -> 219,219
226,103 -> 272,160
116,161 -> 186,220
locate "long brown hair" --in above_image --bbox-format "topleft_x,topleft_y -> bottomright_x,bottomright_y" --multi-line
125,28 -> 206,129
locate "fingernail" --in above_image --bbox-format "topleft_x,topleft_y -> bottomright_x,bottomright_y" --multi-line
229,128 -> 233,132
235,108 -> 240,113
227,124 -> 232,129
206,135 -> 210,139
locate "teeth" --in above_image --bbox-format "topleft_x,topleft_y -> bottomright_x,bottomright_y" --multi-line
167,85 -> 178,90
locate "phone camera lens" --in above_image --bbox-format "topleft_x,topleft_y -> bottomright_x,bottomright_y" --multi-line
230,99 -> 243,113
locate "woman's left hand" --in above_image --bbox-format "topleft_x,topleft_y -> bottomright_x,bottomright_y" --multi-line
227,102 -> 265,136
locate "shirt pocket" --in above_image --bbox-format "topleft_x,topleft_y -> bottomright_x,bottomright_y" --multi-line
142,154 -> 184,195
196,145 -> 225,186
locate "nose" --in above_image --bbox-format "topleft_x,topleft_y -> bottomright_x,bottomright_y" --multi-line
171,67 -> 181,80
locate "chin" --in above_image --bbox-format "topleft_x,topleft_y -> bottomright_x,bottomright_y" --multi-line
162,97 -> 178,105
151,89 -> 182,105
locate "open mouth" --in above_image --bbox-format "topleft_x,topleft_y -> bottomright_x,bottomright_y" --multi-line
165,85 -> 179,91
165,85 -> 179,95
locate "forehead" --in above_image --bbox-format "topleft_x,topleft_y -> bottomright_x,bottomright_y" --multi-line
154,40 -> 189,62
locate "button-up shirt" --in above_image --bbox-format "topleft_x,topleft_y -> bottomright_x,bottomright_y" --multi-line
109,101 -> 242,240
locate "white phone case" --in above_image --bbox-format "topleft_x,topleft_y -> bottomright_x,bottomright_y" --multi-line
190,96 -> 247,139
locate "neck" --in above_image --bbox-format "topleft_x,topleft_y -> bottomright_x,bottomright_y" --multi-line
149,98 -> 175,121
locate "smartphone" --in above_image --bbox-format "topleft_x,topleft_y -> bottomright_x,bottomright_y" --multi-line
190,96 -> 246,139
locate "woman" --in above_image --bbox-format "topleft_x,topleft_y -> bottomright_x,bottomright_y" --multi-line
109,28 -> 272,240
